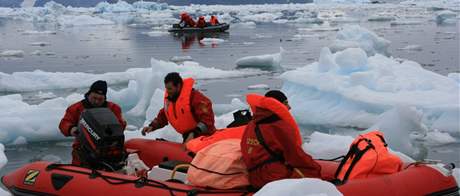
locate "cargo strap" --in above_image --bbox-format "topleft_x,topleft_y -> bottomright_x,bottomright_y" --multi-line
333,138 -> 375,184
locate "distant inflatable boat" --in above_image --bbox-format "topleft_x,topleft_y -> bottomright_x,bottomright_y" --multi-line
168,23 -> 230,33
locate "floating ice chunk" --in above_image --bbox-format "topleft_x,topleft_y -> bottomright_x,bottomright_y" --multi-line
248,84 -> 270,90
29,42 -> 50,47
397,45 -> 423,51
367,106 -> 428,159
30,50 -> 43,56
390,21 -> 423,26
368,15 -> 396,22
236,47 -> 284,68
22,30 -> 57,35
143,31 -> 169,37
255,178 -> 343,196
213,98 -> 247,115
58,15 -> 115,26
435,10 -> 457,24
303,132 -> 354,160
447,73 -> 460,84
281,47 -> 459,134
298,26 -> 339,32
95,1 -> 135,13
424,130 -> 456,146
329,25 -> 390,56
94,1 -> 168,13
0,143 -> 7,171
12,136 -> 27,145
199,38 -> 225,45
240,12 -> 281,23
0,50 -> 24,58
0,57 -> 260,93
36,91 -> 57,99
314,0 -> 370,3
170,56 -> 193,63
454,168 -> 460,188
0,69 -> 138,92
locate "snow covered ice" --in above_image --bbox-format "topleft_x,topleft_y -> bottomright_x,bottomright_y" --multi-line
281,45 -> 459,136
329,25 -> 390,56
0,57 -> 259,92
236,47 -> 284,69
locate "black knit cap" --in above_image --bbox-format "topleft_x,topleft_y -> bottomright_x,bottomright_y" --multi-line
88,80 -> 108,96
265,90 -> 287,103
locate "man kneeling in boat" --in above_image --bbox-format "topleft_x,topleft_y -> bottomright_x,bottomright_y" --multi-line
59,80 -> 127,166
142,72 -> 216,143
241,90 -> 322,188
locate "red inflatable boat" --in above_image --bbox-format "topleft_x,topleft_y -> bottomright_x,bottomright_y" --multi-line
2,139 -> 459,196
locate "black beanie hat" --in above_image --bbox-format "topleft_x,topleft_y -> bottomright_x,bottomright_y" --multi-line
265,90 -> 287,103
88,80 -> 107,96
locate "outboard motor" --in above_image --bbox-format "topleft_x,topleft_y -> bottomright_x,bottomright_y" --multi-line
77,108 -> 126,171
226,109 -> 252,128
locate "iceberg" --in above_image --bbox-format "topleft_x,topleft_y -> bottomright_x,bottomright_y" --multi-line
281,47 -> 460,135
236,47 -> 284,69
329,25 -> 390,56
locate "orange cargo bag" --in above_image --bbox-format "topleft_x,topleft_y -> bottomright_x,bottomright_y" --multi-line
187,139 -> 250,189
334,130 -> 403,183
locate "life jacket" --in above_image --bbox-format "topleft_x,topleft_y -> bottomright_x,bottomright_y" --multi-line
246,94 -> 302,146
186,125 -> 247,153
334,130 -> 403,184
187,139 -> 250,189
164,78 -> 198,135
210,16 -> 219,25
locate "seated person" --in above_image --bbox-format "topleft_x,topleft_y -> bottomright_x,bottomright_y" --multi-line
209,15 -> 220,25
196,16 -> 206,28
241,90 -> 322,188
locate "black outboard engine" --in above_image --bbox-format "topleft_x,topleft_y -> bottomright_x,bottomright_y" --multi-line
227,109 -> 252,128
77,108 -> 126,171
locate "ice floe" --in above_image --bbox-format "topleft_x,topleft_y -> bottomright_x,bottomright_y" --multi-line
329,25 -> 390,56
0,57 -> 260,92
0,50 -> 25,58
281,46 -> 459,135
236,47 -> 284,68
